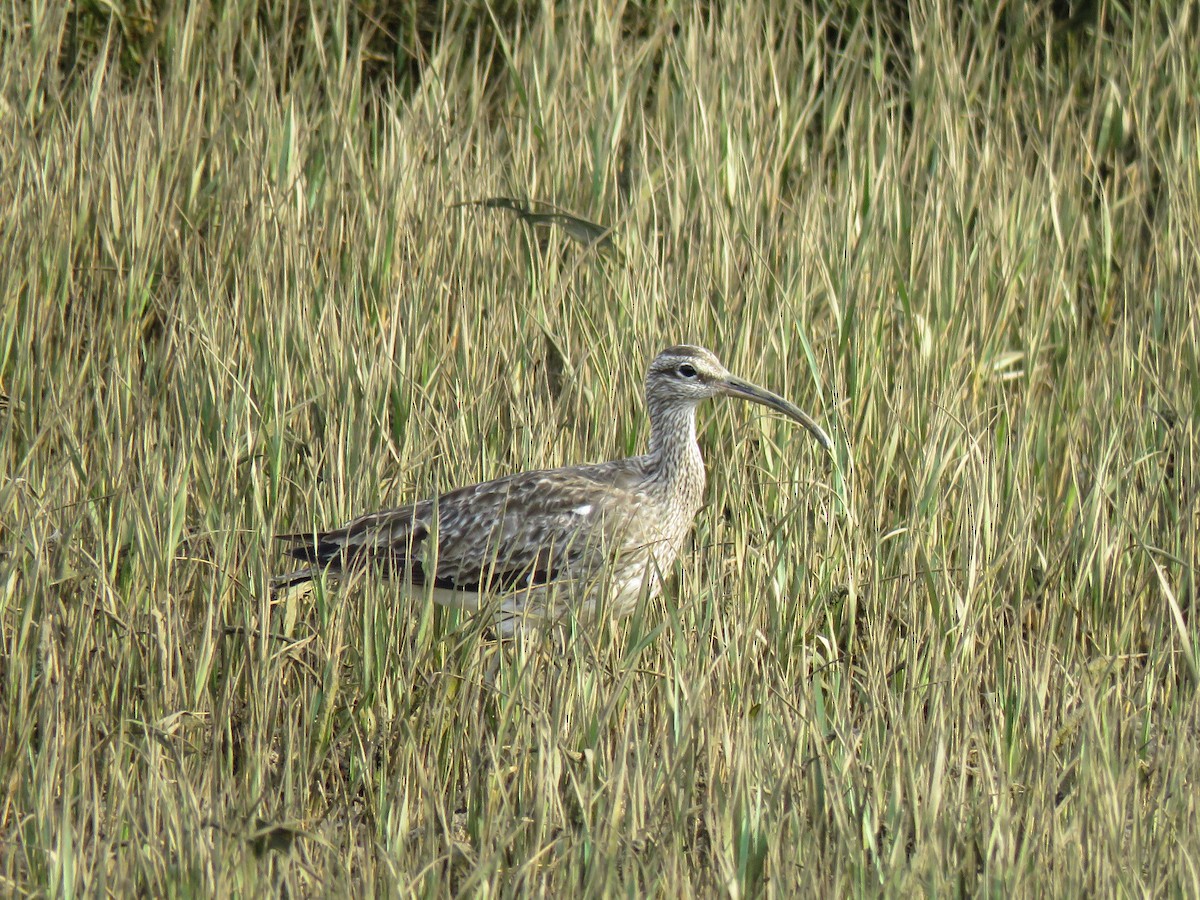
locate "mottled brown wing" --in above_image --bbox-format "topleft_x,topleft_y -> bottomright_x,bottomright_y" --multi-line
275,461 -> 650,595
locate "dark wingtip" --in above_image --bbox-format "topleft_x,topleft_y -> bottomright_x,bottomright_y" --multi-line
275,532 -> 314,544
275,530 -> 336,563
272,530 -> 342,591
286,541 -> 343,565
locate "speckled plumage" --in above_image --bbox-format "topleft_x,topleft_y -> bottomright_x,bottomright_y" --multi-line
273,346 -> 832,635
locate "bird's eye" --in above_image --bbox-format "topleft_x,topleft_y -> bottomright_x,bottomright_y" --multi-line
677,364 -> 698,379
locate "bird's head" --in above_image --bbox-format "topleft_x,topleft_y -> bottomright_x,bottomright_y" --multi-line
646,345 -> 832,453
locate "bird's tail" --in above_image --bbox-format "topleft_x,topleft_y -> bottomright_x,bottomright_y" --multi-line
271,513 -> 418,594
269,565 -> 321,594
269,530 -> 344,595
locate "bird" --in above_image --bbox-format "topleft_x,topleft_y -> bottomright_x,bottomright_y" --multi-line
273,345 -> 832,635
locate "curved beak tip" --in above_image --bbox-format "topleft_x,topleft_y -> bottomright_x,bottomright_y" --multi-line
723,377 -> 834,456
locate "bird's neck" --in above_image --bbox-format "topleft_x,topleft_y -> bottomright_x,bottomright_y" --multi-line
646,400 -> 706,512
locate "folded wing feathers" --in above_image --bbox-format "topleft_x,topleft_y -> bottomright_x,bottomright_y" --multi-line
274,463 -> 649,597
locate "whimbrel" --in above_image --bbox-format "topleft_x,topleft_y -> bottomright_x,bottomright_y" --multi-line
274,346 -> 832,635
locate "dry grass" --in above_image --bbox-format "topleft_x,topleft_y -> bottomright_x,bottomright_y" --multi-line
2,0 -> 1198,894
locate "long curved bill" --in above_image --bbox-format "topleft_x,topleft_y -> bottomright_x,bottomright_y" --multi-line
721,376 -> 833,454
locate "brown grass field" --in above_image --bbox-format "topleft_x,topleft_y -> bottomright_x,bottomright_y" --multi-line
2,0 -> 1198,894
